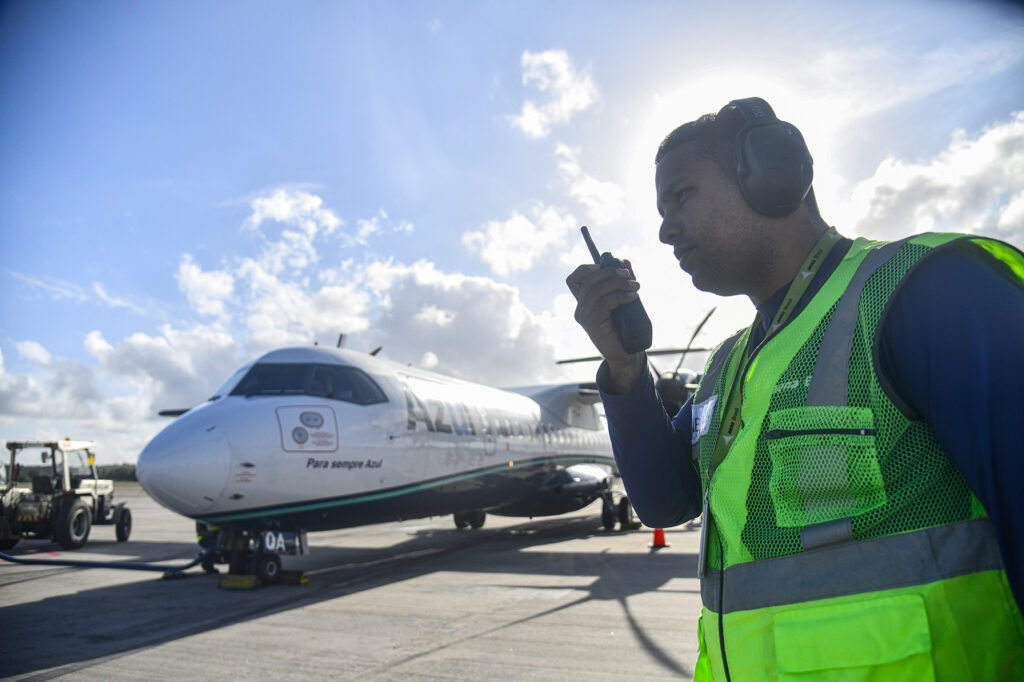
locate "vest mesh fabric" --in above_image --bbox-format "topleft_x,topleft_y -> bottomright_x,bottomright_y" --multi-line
697,236 -> 985,572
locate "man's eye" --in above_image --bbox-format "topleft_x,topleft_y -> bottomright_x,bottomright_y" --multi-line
675,189 -> 689,204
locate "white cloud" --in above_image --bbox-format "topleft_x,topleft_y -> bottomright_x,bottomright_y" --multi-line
355,209 -> 414,245
510,50 -> 598,139
8,272 -> 160,319
847,111 -> 1024,243
85,325 -> 240,412
16,340 -> 52,366
555,144 -> 625,224
462,203 -> 577,278
353,259 -> 565,386
176,254 -> 235,318
244,189 -> 345,274
91,283 -> 152,317
806,36 -> 1024,122
0,352 -> 102,421
414,305 -> 456,327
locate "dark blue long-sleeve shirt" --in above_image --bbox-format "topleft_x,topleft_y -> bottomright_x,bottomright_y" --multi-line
599,237 -> 1024,604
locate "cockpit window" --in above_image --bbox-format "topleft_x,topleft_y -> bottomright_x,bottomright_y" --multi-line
209,365 -> 250,401
230,363 -> 388,405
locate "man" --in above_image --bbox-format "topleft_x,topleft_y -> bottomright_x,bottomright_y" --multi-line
566,97 -> 1024,680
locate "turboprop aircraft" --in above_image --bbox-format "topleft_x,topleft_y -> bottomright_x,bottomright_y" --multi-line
136,346 -> 631,583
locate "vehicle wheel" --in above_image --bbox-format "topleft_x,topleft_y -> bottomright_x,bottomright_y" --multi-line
0,538 -> 18,551
255,554 -> 282,585
228,551 -> 250,575
115,508 -> 132,542
453,512 -> 469,529
56,500 -> 92,550
618,497 -> 636,528
601,501 -> 616,530
468,511 -> 486,529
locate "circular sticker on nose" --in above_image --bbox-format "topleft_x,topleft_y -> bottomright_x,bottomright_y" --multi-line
300,411 -> 325,428
291,427 -> 309,444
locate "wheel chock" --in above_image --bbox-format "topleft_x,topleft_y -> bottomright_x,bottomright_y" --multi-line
278,570 -> 308,585
219,573 -> 260,590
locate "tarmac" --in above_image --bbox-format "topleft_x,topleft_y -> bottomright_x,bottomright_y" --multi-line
0,484 -> 703,680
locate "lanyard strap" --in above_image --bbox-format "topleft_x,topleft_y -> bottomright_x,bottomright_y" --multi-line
706,227 -> 840,479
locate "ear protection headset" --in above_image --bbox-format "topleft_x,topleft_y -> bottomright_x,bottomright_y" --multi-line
720,97 -> 813,218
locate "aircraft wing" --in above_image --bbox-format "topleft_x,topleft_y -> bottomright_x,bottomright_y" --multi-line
507,383 -> 603,429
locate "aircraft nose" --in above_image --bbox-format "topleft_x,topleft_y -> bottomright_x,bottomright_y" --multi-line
137,421 -> 231,514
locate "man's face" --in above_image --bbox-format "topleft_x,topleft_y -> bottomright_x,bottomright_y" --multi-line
656,142 -> 775,299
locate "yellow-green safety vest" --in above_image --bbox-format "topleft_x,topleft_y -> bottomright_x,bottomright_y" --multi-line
690,233 -> 1024,681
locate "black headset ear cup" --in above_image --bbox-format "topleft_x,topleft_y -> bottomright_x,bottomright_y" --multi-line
725,98 -> 813,218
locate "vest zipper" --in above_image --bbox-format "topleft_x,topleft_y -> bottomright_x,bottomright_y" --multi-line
763,428 -> 876,439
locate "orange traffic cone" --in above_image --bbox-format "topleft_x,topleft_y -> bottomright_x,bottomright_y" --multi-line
650,527 -> 668,550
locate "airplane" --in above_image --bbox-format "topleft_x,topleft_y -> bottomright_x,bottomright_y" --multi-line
136,345 -> 634,584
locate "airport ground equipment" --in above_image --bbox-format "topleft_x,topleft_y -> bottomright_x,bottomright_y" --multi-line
1,440 -> 132,550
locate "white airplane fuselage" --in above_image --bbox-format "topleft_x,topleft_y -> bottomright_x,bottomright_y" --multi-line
137,347 -> 615,533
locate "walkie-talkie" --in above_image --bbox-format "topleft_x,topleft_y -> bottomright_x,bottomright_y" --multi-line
581,226 -> 653,354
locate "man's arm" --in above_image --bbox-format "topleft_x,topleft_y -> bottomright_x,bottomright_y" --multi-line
878,241 -> 1024,605
598,361 -> 703,528
565,261 -> 702,527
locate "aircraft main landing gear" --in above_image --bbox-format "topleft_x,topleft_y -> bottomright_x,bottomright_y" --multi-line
453,510 -> 486,529
601,493 -> 639,531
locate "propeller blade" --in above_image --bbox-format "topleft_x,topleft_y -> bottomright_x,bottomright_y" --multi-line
158,409 -> 190,418
674,307 -> 716,374
556,347 -> 713,365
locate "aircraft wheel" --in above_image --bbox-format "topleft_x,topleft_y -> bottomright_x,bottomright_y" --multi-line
601,501 -> 616,530
56,500 -> 91,550
255,554 -> 282,585
453,512 -> 469,529
115,508 -> 132,542
618,497 -> 637,529
468,511 -> 486,529
228,551 -> 250,575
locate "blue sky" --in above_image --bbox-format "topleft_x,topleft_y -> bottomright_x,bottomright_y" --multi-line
2,0 -> 1023,461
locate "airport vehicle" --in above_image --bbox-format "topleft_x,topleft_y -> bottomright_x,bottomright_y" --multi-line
1,440 -> 132,550
138,346 -> 632,584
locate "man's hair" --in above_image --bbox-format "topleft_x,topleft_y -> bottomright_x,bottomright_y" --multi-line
655,107 -> 820,216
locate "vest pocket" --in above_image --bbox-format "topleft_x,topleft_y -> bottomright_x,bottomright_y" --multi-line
765,406 -> 885,528
773,594 -> 935,680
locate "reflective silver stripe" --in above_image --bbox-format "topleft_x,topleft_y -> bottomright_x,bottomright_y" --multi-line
691,330 -> 745,466
805,238 -> 911,407
801,517 -> 853,551
694,330 -> 744,405
701,518 -> 1004,614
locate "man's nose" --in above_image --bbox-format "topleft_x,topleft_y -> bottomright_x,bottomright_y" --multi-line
659,217 -> 678,245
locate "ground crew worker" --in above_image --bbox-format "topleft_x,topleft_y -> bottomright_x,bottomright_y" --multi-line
196,521 -> 221,574
566,97 -> 1024,679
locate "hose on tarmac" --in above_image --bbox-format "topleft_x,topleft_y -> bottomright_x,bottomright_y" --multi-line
0,546 -> 215,578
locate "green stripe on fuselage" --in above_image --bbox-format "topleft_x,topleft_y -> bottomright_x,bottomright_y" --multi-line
199,454 -> 611,523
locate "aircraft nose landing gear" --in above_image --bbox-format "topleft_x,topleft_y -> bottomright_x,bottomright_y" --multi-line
209,526 -> 308,589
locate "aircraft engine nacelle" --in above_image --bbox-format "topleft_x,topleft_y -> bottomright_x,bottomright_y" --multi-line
488,463 -> 611,518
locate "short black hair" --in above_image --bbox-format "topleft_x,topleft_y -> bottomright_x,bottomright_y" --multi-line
655,105 -> 821,216
654,110 -> 743,176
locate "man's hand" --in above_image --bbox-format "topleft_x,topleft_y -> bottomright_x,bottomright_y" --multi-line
565,261 -> 647,394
